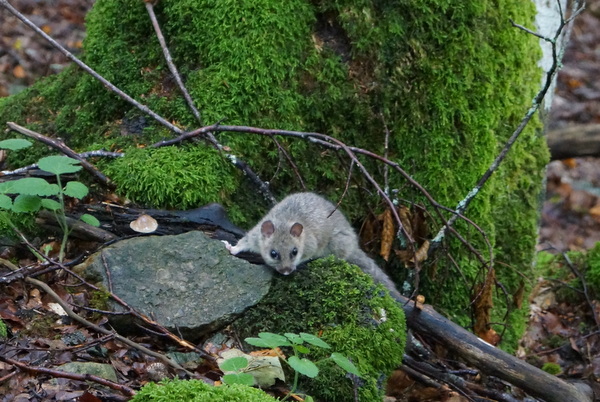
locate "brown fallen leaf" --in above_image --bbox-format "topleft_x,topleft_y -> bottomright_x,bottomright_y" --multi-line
380,208 -> 394,261
513,280 -> 525,309
410,240 -> 430,264
12,65 -> 26,79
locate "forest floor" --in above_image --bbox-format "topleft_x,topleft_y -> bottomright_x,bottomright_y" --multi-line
1,1 -> 600,401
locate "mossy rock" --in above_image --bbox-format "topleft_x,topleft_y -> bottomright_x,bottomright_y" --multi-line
234,257 -> 406,401
131,379 -> 276,402
0,0 -> 547,350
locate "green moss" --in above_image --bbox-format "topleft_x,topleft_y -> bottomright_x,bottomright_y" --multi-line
86,289 -> 111,321
0,0 -> 546,351
0,212 -> 38,241
585,243 -> 600,291
0,319 -> 7,338
536,246 -> 600,306
541,362 -> 562,375
104,145 -> 238,209
131,379 -> 276,401
234,257 -> 406,401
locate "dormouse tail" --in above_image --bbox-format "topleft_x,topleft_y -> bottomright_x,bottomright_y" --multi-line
347,250 -> 402,299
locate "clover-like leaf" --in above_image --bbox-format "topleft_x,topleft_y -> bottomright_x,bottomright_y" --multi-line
80,214 -> 100,227
284,333 -> 304,344
330,353 -> 361,376
259,332 -> 290,345
38,155 -> 82,175
12,194 -> 42,212
41,199 -> 61,211
0,194 -> 12,210
0,139 -> 32,151
246,332 -> 291,348
0,178 -> 59,196
295,345 -> 310,354
245,337 -> 272,348
63,181 -> 88,199
222,373 -> 254,386
299,333 -> 330,349
288,356 -> 318,378
219,356 -> 249,372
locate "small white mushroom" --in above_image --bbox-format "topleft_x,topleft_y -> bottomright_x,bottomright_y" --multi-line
129,214 -> 158,233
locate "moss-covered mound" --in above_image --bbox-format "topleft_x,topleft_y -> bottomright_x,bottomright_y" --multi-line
131,379 -> 276,402
0,0 -> 547,350
234,257 -> 406,401
536,244 -> 600,306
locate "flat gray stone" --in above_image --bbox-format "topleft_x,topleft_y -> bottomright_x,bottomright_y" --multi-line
56,362 -> 118,382
79,231 -> 272,341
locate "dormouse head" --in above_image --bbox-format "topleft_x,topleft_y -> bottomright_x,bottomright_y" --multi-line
259,220 -> 304,275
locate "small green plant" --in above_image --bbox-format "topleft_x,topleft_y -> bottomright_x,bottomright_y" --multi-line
0,139 -> 99,261
541,362 -> 562,375
220,332 -> 360,401
0,318 -> 7,338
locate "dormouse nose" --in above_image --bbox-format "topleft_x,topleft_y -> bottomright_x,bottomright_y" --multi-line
278,266 -> 294,275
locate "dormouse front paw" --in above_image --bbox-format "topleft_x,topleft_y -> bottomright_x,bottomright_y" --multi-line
222,240 -> 243,255
221,240 -> 233,252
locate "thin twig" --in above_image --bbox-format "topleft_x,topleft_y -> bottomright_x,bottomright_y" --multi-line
0,0 -> 185,136
1,150 -> 123,177
0,257 -> 194,376
6,122 -> 115,188
562,252 -> 600,328
142,2 -> 277,202
430,1 -> 583,246
144,2 -> 211,140
0,354 -> 135,398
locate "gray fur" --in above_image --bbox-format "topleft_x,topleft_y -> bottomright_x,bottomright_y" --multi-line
224,192 -> 401,298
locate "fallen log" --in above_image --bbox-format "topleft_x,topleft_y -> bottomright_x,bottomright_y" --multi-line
396,294 -> 594,402
547,124 -> 600,160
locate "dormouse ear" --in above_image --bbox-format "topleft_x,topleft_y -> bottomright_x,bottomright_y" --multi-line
261,220 -> 275,237
290,223 -> 303,237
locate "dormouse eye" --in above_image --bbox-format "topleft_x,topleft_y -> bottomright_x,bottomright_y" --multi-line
290,247 -> 298,258
270,250 -> 280,260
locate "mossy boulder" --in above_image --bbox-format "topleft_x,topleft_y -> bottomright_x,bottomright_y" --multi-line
234,257 -> 406,401
131,379 -> 277,402
0,0 -> 547,350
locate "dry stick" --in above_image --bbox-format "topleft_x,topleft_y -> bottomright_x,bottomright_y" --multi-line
155,124 -> 497,271
0,1 -> 185,136
0,354 -> 135,398
1,0 -> 274,204
431,1 -> 585,247
0,257 -> 194,377
396,292 -> 592,402
272,136 -> 306,189
156,124 -> 445,229
143,2 -> 276,204
1,150 -> 124,177
380,113 -> 390,194
5,227 -> 217,365
562,252 -> 600,328
6,122 -> 116,188
143,2 -> 206,133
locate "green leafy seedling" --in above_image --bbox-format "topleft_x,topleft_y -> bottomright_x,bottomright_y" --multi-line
220,356 -> 255,386
0,140 -> 100,262
223,331 -> 360,401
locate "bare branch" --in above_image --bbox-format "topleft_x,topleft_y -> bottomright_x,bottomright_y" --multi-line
431,2 -> 578,246
0,0 -> 184,135
5,122 -> 116,188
